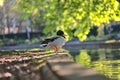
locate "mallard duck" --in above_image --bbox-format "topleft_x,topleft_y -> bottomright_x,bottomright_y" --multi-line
40,30 -> 66,53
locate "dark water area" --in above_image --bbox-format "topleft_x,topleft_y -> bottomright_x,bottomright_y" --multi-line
67,48 -> 120,80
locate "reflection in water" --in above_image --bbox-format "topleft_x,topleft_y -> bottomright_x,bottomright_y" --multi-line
75,50 -> 91,67
70,49 -> 120,80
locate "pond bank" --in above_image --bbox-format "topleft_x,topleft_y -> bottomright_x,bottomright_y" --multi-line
0,39 -> 120,50
64,39 -> 120,50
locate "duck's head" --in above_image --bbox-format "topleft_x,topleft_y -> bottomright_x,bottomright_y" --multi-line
56,30 -> 65,37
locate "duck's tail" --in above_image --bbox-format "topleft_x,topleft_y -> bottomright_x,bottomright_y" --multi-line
40,44 -> 47,47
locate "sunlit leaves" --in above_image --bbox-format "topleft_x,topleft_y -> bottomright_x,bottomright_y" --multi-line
91,0 -> 120,26
0,0 -> 4,6
15,0 -> 42,20
15,0 -> 120,41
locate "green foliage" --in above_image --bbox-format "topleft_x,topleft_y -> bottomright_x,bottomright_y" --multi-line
15,0 -> 120,41
0,0 -> 4,6
0,39 -> 4,46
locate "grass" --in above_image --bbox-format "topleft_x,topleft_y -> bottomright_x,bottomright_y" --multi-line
0,37 -> 43,46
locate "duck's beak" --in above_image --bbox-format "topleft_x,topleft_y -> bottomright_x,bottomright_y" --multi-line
62,35 -> 66,38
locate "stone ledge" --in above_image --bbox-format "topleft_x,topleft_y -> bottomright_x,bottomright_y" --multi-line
46,53 -> 111,80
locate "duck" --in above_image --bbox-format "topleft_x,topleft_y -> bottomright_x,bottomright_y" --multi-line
40,30 -> 66,53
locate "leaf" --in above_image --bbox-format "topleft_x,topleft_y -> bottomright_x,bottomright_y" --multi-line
0,0 -> 4,6
15,0 -> 120,41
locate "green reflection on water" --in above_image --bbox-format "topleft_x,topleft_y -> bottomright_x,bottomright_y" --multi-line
75,50 -> 91,67
73,49 -> 120,80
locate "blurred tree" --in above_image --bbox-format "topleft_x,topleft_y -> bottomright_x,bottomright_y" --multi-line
13,0 -> 45,32
15,0 -> 120,41
0,0 -> 4,6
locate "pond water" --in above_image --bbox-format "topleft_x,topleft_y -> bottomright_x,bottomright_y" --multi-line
69,49 -> 120,80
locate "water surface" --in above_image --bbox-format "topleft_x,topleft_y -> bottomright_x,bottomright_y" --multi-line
69,49 -> 120,80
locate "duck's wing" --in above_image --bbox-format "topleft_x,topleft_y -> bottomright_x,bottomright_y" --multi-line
41,36 -> 60,44
40,36 -> 60,47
